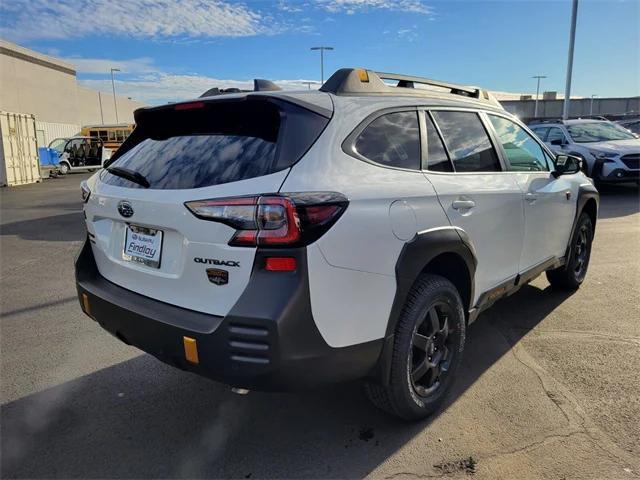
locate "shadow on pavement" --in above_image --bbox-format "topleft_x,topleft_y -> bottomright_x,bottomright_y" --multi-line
0,212 -> 85,242
1,284 -> 573,479
596,183 -> 639,219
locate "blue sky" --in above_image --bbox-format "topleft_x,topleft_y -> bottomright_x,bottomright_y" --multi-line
1,0 -> 638,104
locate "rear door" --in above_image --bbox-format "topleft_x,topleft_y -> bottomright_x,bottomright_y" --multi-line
422,109 -> 525,304
486,114 -> 576,268
84,96 -> 330,316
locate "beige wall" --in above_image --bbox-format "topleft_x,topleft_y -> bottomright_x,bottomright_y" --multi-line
76,86 -> 145,125
0,40 -> 146,126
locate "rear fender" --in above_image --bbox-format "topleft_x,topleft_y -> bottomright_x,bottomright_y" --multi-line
374,226 -> 477,385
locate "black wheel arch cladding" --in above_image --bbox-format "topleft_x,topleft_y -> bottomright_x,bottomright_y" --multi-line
375,227 -> 477,386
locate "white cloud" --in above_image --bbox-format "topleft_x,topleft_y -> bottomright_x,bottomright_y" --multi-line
79,71 -> 321,105
315,0 -> 433,15
64,57 -> 157,75
0,0 -> 274,42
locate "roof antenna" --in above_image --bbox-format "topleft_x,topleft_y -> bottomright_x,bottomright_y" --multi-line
254,79 -> 282,92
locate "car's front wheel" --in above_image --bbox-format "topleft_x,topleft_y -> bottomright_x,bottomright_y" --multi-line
58,162 -> 70,175
546,212 -> 593,290
365,274 -> 466,420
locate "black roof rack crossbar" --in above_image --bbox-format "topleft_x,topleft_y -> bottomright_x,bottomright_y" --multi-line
376,71 -> 480,98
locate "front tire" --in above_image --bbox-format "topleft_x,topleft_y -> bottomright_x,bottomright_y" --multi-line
546,212 -> 593,290
58,162 -> 70,175
365,274 -> 466,420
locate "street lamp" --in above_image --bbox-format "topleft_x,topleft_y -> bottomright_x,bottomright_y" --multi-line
563,0 -> 579,120
310,46 -> 334,84
590,94 -> 597,116
110,68 -> 121,123
532,75 -> 547,118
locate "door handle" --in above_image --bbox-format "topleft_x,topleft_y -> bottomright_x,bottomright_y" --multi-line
525,193 -> 537,204
452,200 -> 476,210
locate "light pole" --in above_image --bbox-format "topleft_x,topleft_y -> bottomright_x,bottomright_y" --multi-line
589,94 -> 597,116
562,0 -> 579,120
532,75 -> 547,118
310,46 -> 334,84
110,68 -> 121,123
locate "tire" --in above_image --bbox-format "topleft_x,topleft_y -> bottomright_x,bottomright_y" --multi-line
546,212 -> 593,290
364,274 -> 466,420
58,162 -> 70,175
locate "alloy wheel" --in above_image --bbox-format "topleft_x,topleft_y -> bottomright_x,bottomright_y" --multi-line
409,301 -> 454,397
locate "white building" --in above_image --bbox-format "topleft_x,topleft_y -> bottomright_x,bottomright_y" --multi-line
0,39 -> 146,146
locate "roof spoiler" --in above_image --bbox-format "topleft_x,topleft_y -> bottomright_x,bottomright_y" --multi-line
199,78 -> 282,98
320,68 -> 502,108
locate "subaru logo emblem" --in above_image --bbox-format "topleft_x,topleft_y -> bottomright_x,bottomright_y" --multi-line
117,201 -> 134,218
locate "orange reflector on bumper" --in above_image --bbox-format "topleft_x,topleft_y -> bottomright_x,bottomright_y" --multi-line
183,336 -> 199,364
81,293 -> 91,317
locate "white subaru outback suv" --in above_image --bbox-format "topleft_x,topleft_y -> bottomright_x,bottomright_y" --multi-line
76,69 -> 599,420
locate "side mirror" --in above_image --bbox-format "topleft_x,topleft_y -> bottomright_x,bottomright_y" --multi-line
550,138 -> 566,146
553,154 -> 582,177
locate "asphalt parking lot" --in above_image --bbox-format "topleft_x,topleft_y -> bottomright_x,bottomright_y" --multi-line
1,173 -> 638,479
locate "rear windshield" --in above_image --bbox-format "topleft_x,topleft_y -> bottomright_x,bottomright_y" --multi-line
101,97 -> 329,190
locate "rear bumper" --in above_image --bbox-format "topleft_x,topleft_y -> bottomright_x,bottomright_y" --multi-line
75,238 -> 382,391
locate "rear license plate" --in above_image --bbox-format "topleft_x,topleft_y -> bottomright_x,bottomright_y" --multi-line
123,224 -> 163,268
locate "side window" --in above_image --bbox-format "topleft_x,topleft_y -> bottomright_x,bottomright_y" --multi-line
489,115 -> 550,172
531,127 -> 549,141
431,111 -> 501,172
424,113 -> 453,172
547,127 -> 568,145
355,111 -> 421,170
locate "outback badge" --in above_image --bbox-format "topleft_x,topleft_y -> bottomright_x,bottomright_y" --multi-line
206,268 -> 228,286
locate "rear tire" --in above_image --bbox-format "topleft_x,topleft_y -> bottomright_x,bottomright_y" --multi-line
365,274 -> 466,420
546,212 -> 593,290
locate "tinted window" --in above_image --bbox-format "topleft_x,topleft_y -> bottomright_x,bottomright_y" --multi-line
432,111 -> 501,172
102,99 -> 329,190
104,135 -> 277,190
547,127 -> 567,144
530,126 -> 549,141
489,115 -> 549,172
355,111 -> 420,170
425,113 -> 452,172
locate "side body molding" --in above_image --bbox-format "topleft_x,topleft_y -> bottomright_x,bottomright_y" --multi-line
375,226 -> 477,385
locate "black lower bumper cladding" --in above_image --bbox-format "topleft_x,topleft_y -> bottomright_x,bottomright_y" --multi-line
75,238 -> 382,391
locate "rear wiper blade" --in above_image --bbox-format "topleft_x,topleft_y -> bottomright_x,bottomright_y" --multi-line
106,166 -> 150,188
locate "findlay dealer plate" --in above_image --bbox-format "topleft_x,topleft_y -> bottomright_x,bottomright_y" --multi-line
123,224 -> 163,269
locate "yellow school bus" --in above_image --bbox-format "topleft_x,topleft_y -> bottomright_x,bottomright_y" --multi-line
81,124 -> 135,151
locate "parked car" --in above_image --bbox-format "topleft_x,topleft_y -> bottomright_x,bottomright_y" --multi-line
616,118 -> 640,135
47,136 -> 111,174
75,69 -> 598,420
529,119 -> 640,183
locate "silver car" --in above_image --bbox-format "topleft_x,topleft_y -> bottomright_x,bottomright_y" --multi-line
530,119 -> 640,184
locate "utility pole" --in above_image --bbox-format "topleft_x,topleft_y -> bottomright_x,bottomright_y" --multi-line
110,68 -> 121,123
310,46 -> 334,84
590,94 -> 597,116
563,0 -> 579,120
98,91 -> 104,124
532,75 -> 547,118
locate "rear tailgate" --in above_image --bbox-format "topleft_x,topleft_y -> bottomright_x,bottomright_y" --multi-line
84,94 -> 331,316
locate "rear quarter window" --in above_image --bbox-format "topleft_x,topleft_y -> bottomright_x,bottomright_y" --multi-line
354,111 -> 421,170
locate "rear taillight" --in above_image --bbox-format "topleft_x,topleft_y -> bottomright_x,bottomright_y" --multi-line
185,192 -> 348,247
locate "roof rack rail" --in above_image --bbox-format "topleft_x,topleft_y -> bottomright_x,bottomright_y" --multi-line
319,68 -> 502,107
527,118 -> 565,125
199,78 -> 282,98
